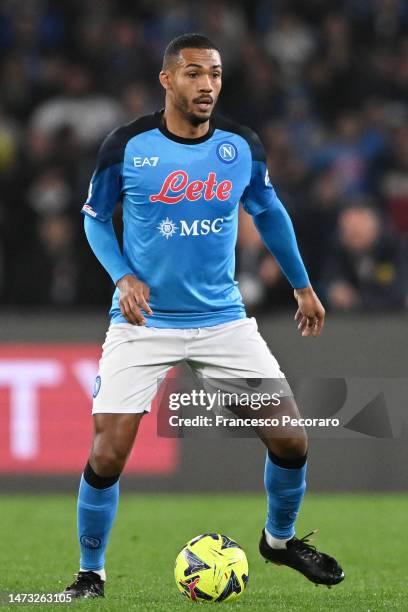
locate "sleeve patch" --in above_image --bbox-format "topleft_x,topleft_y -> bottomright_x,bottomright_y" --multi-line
82,203 -> 97,218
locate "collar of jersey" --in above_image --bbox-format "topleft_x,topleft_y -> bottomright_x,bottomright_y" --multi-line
155,110 -> 215,145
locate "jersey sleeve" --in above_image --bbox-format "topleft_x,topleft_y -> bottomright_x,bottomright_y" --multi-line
241,130 -> 281,216
241,128 -> 310,288
81,128 -> 126,222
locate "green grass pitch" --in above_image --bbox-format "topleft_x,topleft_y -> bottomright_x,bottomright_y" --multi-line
1,493 -> 407,611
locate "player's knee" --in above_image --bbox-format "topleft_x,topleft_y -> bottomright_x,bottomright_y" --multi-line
90,446 -> 129,476
275,435 -> 308,459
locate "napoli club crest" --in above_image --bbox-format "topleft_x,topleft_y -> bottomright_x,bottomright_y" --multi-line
93,375 -> 101,398
80,535 -> 101,549
217,142 -> 238,164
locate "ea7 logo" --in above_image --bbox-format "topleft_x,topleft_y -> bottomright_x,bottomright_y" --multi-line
133,156 -> 159,167
180,218 -> 224,236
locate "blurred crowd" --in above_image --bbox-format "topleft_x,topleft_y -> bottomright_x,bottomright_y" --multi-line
0,0 -> 407,313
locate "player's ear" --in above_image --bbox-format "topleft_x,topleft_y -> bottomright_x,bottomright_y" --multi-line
159,70 -> 170,91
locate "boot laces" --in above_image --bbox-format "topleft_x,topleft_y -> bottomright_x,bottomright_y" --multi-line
293,530 -> 321,560
68,571 -> 98,590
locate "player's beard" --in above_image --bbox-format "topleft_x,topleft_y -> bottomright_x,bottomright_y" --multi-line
174,92 -> 214,126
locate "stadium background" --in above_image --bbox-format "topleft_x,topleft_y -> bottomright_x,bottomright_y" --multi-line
0,2 -> 407,608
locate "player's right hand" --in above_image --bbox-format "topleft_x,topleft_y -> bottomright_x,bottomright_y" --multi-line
116,274 -> 153,325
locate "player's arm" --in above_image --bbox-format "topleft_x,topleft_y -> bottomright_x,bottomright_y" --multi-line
253,206 -> 324,338
82,129 -> 152,325
84,217 -> 152,325
242,134 -> 325,337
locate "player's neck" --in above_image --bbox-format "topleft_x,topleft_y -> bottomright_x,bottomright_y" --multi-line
162,107 -> 210,140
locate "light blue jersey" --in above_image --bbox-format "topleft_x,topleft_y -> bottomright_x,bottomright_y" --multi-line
82,111 -> 308,327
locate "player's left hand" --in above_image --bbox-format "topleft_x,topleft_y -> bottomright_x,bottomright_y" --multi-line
293,286 -> 325,338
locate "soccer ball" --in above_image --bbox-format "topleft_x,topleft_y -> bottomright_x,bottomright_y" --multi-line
174,533 -> 249,603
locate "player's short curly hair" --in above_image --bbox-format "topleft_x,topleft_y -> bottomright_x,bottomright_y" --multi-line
162,33 -> 220,69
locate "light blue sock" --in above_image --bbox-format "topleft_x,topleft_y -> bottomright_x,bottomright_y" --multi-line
264,452 -> 307,539
77,475 -> 119,571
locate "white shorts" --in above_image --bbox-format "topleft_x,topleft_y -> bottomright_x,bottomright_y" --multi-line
92,317 -> 288,414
